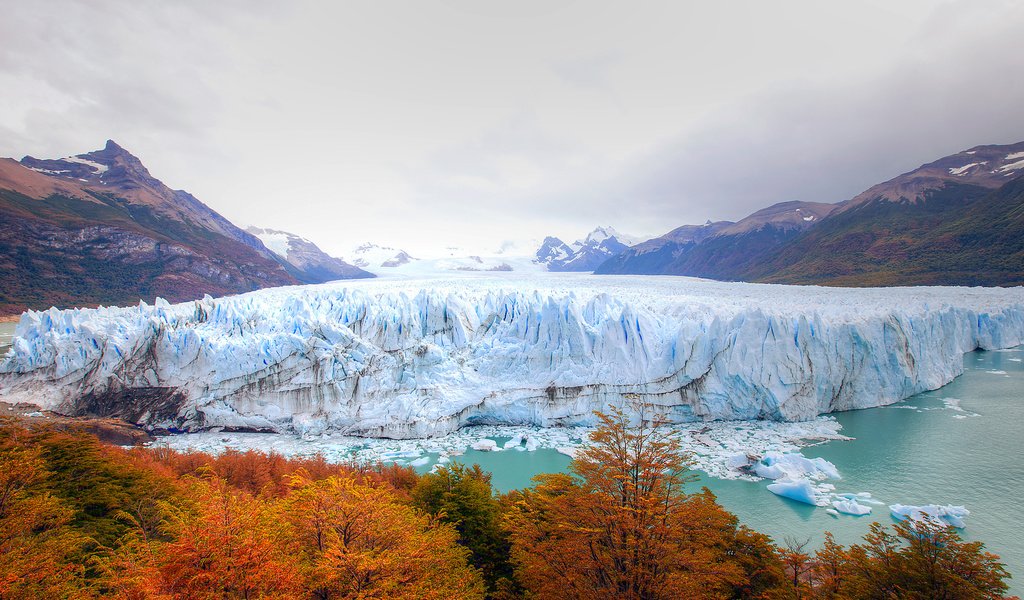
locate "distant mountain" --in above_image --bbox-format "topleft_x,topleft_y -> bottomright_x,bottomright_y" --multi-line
0,140 -> 297,315
596,202 -> 834,278
536,226 -> 639,271
345,243 -> 417,269
246,227 -> 372,283
596,142 -> 1024,286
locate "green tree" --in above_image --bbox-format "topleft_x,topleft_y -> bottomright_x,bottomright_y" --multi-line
411,462 -> 515,594
0,435 -> 91,599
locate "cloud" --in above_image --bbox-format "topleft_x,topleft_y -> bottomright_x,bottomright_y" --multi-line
1,0 -> 1022,254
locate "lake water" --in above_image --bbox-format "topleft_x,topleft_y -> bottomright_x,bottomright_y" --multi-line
0,321 -> 15,353
420,348 -> 1024,591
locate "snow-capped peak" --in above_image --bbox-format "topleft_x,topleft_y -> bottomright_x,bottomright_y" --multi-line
578,226 -> 644,247
583,226 -> 619,245
345,242 -> 417,269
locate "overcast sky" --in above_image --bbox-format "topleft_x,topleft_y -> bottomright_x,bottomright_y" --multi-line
2,0 -> 1024,257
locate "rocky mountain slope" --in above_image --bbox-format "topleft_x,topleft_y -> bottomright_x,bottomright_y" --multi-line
0,140 -> 297,315
246,227 -> 372,283
597,142 -> 1024,285
596,202 -> 834,278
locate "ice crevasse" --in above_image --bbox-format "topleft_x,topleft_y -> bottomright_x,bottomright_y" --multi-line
1,274 -> 1023,439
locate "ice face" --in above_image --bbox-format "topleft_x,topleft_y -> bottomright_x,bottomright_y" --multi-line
1,273 -> 1023,438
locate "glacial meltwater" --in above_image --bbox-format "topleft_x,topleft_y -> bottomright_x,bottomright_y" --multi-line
421,347 -> 1024,590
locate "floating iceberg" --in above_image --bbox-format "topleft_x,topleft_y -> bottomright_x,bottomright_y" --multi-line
2,274 -> 1023,438
889,504 -> 970,528
753,452 -> 840,481
471,439 -> 499,452
832,497 -> 872,515
767,478 -> 829,506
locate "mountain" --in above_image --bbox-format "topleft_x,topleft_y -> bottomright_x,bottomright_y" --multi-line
536,226 -> 639,271
0,140 -> 297,316
246,227 -> 372,283
750,169 -> 1024,286
841,142 -> 1024,209
596,202 -> 834,277
345,243 -> 417,269
596,142 -> 1024,285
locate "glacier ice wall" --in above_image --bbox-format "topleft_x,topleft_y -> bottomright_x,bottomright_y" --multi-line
1,274 -> 1023,438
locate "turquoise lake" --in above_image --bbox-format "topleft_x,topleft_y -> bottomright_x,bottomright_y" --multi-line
419,347 -> 1024,592
0,322 -> 14,353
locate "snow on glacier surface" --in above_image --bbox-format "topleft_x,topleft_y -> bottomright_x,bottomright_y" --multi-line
1,272 -> 1023,438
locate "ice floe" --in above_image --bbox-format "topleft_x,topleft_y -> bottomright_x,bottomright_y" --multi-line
889,504 -> 970,528
832,496 -> 872,516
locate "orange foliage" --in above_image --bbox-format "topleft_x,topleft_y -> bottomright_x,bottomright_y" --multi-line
149,476 -> 301,599
504,405 -> 783,600
137,446 -> 417,498
281,473 -> 485,599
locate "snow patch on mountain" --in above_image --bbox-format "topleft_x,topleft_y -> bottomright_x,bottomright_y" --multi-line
997,158 -> 1024,174
63,155 -> 109,175
949,162 -> 984,176
249,230 -> 294,258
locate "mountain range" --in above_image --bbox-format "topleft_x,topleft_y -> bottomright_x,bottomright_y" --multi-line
536,226 -> 641,271
0,141 -> 368,316
2,139 -> 1022,317
598,141 -> 1024,286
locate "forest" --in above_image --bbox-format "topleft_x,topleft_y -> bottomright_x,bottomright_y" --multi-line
0,408 -> 1014,599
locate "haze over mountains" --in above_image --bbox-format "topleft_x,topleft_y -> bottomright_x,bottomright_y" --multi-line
1,139 -> 1023,317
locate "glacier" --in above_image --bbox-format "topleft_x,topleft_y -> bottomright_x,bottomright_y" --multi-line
1,273 -> 1023,439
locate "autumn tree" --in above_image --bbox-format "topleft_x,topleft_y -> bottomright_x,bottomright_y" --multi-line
152,475 -> 301,599
281,473 -> 485,599
504,403 -> 786,600
781,537 -> 813,599
827,519 -> 1012,599
806,532 -> 847,599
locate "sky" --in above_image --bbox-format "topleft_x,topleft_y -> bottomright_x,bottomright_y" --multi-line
2,0 -> 1024,258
